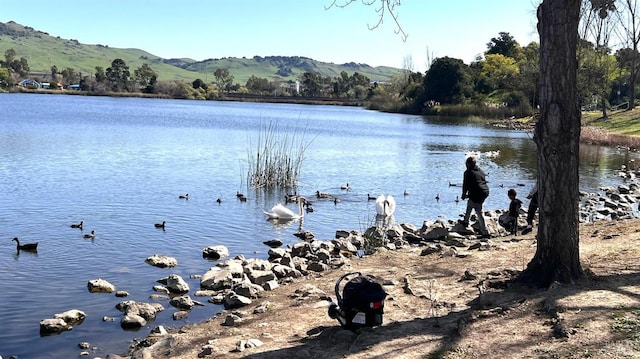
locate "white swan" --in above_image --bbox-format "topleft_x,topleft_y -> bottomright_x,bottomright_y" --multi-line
264,197 -> 305,220
375,195 -> 396,216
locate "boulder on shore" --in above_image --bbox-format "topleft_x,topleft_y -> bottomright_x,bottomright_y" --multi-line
203,245 -> 230,260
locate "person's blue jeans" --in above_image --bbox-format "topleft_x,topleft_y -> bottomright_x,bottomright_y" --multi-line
464,199 -> 489,235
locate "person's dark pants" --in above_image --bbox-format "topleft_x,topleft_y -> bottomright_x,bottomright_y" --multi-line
527,193 -> 538,225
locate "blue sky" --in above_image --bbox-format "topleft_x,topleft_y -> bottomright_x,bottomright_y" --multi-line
1,1 -> 540,73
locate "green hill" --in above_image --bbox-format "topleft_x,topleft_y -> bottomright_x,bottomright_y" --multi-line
0,21 -> 402,84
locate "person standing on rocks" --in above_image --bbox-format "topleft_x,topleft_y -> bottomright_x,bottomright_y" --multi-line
459,155 -> 490,238
522,182 -> 538,235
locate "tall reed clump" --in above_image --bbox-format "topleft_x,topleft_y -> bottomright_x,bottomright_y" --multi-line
247,121 -> 313,188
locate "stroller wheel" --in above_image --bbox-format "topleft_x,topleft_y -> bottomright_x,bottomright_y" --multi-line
328,302 -> 340,319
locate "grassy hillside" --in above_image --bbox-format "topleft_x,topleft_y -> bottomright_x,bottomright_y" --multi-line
180,56 -> 403,84
583,107 -> 640,136
0,21 -> 402,84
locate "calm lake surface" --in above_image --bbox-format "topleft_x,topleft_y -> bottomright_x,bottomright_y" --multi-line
0,93 -> 635,358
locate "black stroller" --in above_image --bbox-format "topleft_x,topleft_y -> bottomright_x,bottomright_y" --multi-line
328,272 -> 387,331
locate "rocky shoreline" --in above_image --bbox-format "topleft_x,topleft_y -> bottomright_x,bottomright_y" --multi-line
27,160 -> 638,358
107,163 -> 640,358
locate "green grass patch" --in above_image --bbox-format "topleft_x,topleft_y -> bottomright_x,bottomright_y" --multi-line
583,108 -> 640,136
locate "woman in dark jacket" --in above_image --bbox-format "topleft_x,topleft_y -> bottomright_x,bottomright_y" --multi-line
460,156 -> 490,238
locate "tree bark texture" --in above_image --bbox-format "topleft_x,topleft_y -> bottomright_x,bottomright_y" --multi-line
520,0 -> 584,287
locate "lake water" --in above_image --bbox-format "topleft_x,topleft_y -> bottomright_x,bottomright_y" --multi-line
0,93 -> 634,358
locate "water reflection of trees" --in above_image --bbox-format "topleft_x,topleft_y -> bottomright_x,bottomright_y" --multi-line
579,144 -> 638,190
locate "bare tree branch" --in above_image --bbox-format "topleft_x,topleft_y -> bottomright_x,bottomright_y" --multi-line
325,0 -> 408,42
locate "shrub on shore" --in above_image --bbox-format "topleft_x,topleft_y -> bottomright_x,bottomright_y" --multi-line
581,126 -> 640,151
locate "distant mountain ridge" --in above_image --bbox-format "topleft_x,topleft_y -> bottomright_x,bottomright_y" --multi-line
0,21 -> 402,84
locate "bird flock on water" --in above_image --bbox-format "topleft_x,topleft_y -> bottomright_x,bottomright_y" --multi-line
11,148 -> 502,254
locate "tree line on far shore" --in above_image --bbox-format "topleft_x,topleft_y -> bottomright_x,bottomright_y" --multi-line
1,14 -> 639,121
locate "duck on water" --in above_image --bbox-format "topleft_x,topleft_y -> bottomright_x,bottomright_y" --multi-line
13,237 -> 38,251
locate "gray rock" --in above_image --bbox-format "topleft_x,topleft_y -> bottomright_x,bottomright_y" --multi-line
116,300 -> 164,321
193,289 -> 217,297
153,285 -> 169,294
331,237 -> 358,253
263,239 -> 283,247
169,294 -> 196,310
39,318 -> 71,335
291,242 -> 312,257
87,278 -> 115,293
150,325 -> 168,335
400,222 -> 419,233
403,231 -> 422,243
307,261 -> 329,272
173,311 -> 189,320
234,340 -> 248,352
445,237 -> 468,247
120,314 -> 147,329
386,226 -> 404,239
420,243 -> 442,256
200,268 -> 234,290
245,269 -> 276,285
603,199 -> 618,210
222,313 -> 242,326
271,264 -> 301,279
223,292 -> 252,309
54,309 -> 86,325
246,338 -> 264,348
348,233 -> 366,248
441,246 -> 458,257
208,293 -> 226,304
166,273 -> 190,294
202,245 -> 229,260
243,258 -> 273,271
284,256 -> 309,273
262,280 -> 280,291
199,345 -> 214,357
267,248 -> 287,260
145,254 -> 178,268
219,259 -> 245,278
294,230 -> 315,240
422,224 -> 450,240
232,280 -> 264,299
315,248 -> 332,262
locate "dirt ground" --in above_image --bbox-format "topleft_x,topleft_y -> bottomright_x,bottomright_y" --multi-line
129,219 -> 640,359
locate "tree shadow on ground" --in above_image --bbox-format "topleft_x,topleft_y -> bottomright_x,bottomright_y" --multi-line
238,270 -> 640,358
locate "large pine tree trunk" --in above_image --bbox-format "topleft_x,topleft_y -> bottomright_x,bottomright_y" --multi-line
519,0 -> 584,287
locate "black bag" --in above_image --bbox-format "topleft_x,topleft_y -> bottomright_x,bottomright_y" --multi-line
328,272 -> 387,331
